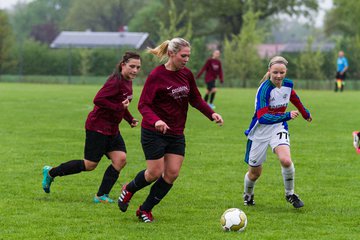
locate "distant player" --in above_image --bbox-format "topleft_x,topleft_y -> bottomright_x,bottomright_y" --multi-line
335,50 -> 348,92
196,50 -> 224,109
352,131 -> 360,154
243,56 -> 312,209
41,52 -> 141,203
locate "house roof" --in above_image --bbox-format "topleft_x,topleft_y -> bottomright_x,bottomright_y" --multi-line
50,31 -> 150,49
257,42 -> 335,58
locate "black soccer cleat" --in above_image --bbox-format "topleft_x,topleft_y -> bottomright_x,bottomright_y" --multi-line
243,193 -> 255,206
286,193 -> 304,208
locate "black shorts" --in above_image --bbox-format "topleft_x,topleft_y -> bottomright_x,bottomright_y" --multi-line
84,130 -> 126,162
141,128 -> 185,160
336,71 -> 346,80
206,80 -> 216,91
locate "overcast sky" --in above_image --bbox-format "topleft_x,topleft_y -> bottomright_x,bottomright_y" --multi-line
0,0 -> 333,27
0,0 -> 33,9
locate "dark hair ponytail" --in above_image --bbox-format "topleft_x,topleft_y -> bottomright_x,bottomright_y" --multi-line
114,51 -> 141,75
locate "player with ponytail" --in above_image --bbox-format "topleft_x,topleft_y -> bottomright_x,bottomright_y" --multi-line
243,55 -> 312,209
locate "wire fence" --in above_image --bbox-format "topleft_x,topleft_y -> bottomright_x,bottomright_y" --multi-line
1,74 -> 359,90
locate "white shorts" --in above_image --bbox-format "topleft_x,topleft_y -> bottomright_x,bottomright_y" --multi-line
245,129 -> 290,167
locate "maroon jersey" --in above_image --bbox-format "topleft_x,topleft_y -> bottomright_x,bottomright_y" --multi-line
196,58 -> 223,83
138,65 -> 214,135
85,74 -> 134,135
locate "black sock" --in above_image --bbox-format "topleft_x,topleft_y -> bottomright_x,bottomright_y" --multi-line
97,164 -> 119,196
141,176 -> 173,211
126,169 -> 151,193
49,160 -> 85,178
210,92 -> 216,104
204,94 -> 209,102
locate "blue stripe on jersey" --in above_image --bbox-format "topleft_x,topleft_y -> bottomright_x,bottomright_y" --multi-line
259,112 -> 291,124
244,139 -> 252,164
283,78 -> 293,88
257,80 -> 273,109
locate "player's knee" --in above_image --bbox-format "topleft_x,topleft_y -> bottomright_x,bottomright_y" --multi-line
248,170 -> 261,181
164,170 -> 179,183
280,158 -> 292,168
84,161 -> 98,171
145,169 -> 162,182
113,158 -> 126,171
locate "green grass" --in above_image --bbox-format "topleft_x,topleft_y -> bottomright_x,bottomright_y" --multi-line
1,82 -> 360,239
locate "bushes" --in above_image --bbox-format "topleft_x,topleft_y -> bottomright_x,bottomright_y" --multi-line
2,36 -> 360,89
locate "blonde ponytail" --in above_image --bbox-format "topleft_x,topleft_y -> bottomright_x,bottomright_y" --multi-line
147,38 -> 190,62
259,56 -> 288,84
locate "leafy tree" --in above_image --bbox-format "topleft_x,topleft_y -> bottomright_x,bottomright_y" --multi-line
10,0 -> 72,41
30,22 -> 59,43
189,0 -> 318,40
296,37 -> 325,80
158,0 -> 192,42
0,10 -> 16,75
324,0 -> 360,37
130,0 -> 317,44
129,0 -> 195,43
64,0 -> 145,31
223,9 -> 264,87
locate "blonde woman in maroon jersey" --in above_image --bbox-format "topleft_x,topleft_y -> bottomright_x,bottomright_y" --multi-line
42,52 -> 141,204
118,38 -> 224,223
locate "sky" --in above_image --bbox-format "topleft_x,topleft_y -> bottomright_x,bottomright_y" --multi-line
0,0 -> 33,10
0,0 -> 333,27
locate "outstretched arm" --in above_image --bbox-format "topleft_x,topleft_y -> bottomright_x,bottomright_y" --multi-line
290,89 -> 311,121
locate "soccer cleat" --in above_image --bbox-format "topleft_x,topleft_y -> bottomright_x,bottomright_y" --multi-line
243,193 -> 255,206
93,194 -> 115,203
136,206 -> 154,223
42,166 -> 54,193
286,193 -> 304,208
352,131 -> 360,154
118,184 -> 133,212
208,103 -> 216,109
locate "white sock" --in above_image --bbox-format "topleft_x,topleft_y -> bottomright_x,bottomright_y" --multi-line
282,163 -> 295,196
244,172 -> 256,196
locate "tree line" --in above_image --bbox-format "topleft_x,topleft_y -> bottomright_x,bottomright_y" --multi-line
1,0 -> 360,88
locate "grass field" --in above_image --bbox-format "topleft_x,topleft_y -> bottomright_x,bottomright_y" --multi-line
1,82 -> 360,239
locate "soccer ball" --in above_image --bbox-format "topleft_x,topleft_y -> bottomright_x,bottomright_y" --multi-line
220,208 -> 247,232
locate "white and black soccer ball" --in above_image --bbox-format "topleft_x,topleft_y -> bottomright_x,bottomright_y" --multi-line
220,208 -> 247,232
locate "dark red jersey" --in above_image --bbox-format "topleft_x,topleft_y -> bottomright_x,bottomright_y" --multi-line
196,58 -> 223,83
85,74 -> 134,135
138,65 -> 214,135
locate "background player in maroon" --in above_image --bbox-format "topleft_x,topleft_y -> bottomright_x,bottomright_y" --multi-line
42,52 -> 141,203
117,38 -> 224,222
196,49 -> 224,109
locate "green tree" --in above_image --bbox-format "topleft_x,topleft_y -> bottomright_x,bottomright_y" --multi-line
0,10 -> 16,75
65,0 -> 145,31
296,37 -> 325,81
324,0 -> 360,37
223,9 -> 264,87
158,0 -> 192,41
189,0 -> 318,39
129,0 -> 194,43
130,0 -> 317,43
10,0 -> 71,40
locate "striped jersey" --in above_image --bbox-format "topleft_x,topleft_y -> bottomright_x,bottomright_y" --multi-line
245,78 -> 310,141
